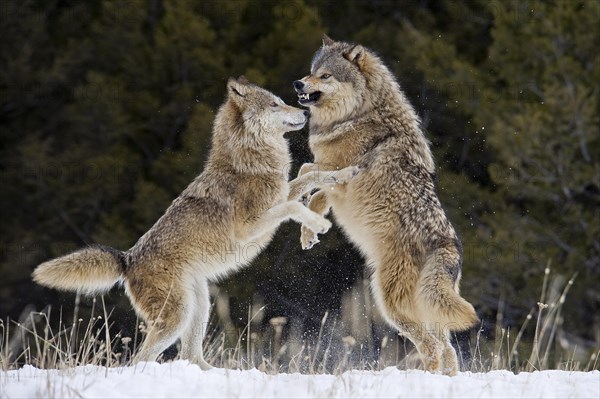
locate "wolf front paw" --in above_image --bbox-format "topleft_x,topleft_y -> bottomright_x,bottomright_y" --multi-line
301,225 -> 320,250
303,214 -> 331,237
298,162 -> 316,177
331,165 -> 360,184
300,192 -> 312,207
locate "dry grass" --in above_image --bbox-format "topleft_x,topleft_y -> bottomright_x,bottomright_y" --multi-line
468,264 -> 598,373
1,267 -> 598,374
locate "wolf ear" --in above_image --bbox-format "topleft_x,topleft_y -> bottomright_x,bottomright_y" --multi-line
343,44 -> 365,68
322,34 -> 335,47
227,77 -> 247,97
237,75 -> 250,85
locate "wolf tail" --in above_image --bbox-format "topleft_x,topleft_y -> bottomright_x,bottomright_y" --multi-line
32,246 -> 125,295
417,245 -> 479,332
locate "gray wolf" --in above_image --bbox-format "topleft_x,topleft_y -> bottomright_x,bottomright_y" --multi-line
293,35 -> 478,375
33,76 -> 358,369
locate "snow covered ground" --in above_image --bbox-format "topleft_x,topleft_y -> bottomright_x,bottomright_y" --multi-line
2,361 -> 598,398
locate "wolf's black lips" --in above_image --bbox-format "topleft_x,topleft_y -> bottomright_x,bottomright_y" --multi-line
298,91 -> 322,105
285,121 -> 305,128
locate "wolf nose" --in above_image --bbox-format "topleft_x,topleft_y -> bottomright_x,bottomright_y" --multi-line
303,110 -> 309,117
293,80 -> 304,91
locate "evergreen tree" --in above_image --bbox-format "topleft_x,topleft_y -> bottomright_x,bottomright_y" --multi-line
1,0 -> 597,354
402,0 -> 600,338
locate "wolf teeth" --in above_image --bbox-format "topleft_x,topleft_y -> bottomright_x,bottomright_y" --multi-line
299,93 -> 310,100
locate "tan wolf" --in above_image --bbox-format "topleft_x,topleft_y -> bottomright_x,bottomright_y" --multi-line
32,76 -> 358,369
292,36 -> 479,375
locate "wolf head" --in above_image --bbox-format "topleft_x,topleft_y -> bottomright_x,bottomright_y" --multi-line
217,76 -> 308,138
294,35 -> 403,128
210,76 -> 308,173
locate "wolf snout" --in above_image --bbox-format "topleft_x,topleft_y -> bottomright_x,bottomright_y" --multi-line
293,80 -> 305,91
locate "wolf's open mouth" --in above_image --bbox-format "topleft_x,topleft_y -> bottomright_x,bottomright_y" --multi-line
285,121 -> 306,129
298,91 -> 322,106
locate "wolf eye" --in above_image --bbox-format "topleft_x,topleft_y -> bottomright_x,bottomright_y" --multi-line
320,73 -> 331,79
270,102 -> 278,107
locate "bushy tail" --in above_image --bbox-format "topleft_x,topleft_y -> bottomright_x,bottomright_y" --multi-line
417,248 -> 479,332
32,246 -> 124,295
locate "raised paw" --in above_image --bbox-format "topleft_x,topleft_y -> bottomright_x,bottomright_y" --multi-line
298,162 -> 315,177
331,165 -> 360,185
441,343 -> 459,376
300,192 -> 312,207
301,225 -> 320,250
304,214 -> 331,236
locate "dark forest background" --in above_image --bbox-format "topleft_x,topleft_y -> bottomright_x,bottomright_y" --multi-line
1,0 -> 598,364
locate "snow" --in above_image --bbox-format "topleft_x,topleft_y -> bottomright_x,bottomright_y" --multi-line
1,361 -> 598,399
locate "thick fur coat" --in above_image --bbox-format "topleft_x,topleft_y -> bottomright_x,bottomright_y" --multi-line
32,77 -> 358,368
293,36 -> 479,375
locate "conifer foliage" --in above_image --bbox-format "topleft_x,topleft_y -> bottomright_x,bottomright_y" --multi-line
1,0 -> 598,350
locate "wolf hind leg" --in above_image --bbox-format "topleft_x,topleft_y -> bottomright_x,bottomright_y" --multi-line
435,326 -> 459,376
131,281 -> 192,363
371,260 -> 444,374
392,319 -> 444,374
373,294 -> 445,374
422,321 -> 459,375
180,278 -> 212,370
135,328 -> 181,363
441,333 -> 459,376
428,326 -> 459,376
